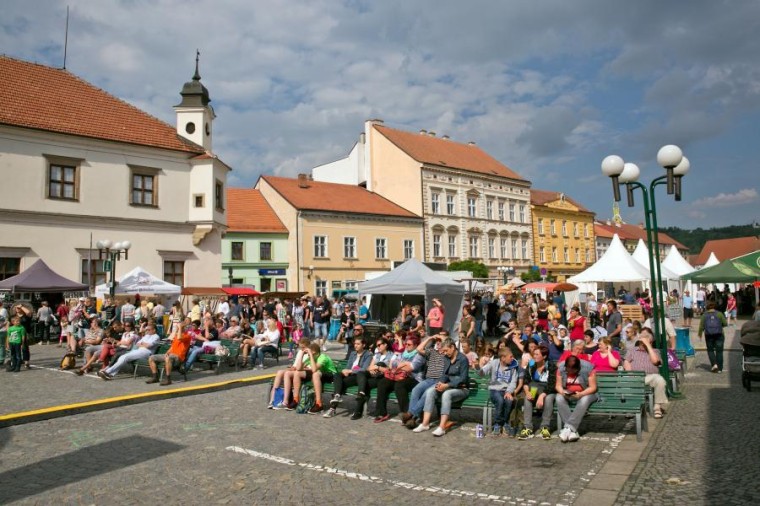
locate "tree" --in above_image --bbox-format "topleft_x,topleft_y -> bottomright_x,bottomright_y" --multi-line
448,260 -> 489,279
521,269 -> 541,282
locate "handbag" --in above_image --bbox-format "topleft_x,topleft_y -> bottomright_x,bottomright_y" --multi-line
666,349 -> 681,372
215,345 -> 230,357
383,368 -> 409,381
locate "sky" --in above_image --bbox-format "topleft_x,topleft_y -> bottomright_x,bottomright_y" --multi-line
2,0 -> 759,230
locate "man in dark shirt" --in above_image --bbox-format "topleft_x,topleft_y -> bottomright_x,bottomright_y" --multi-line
312,297 -> 330,350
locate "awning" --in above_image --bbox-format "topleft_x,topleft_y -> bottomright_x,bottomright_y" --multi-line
181,287 -> 226,296
222,287 -> 261,296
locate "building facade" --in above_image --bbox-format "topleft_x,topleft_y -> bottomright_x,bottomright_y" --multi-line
594,221 -> 689,261
530,190 -> 596,281
0,55 -> 228,289
257,175 -> 423,295
312,120 -> 533,277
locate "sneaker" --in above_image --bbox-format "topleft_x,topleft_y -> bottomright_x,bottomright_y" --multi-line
432,426 -> 446,437
567,430 -> 580,442
257,364 -> 264,370
374,414 -> 391,423
539,427 -> 551,440
308,404 -> 323,415
413,424 -> 431,433
267,402 -> 274,409
350,412 -> 363,420
75,368 -> 85,376
323,408 -> 337,418
518,428 -> 533,440
559,427 -> 571,443
272,402 -> 287,410
492,425 -> 501,436
285,401 -> 297,411
97,370 -> 112,381
711,364 -> 718,372
329,394 -> 342,409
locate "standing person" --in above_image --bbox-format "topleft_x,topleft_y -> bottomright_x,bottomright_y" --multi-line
13,304 -> 32,368
0,301 -> 8,366
695,286 -> 706,316
682,290 -> 694,327
567,306 -> 586,342
605,300 -> 623,349
101,297 -> 117,325
725,294 -> 737,327
6,315 -> 26,372
120,298 -> 136,325
35,301 -> 54,345
698,301 -> 727,373
586,294 -> 599,328
312,296 -> 330,351
426,298 -> 445,336
459,305 -> 475,347
358,296 -> 370,325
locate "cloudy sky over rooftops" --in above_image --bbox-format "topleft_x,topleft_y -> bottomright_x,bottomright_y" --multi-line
3,0 -> 759,228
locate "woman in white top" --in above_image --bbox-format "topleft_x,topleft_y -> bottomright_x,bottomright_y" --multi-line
251,319 -> 280,369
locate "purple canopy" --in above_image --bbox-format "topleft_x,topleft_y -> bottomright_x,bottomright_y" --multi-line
0,259 -> 88,293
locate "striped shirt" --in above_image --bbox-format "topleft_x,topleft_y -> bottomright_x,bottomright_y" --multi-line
624,347 -> 660,374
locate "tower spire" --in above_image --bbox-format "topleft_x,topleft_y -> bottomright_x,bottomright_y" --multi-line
193,49 -> 201,80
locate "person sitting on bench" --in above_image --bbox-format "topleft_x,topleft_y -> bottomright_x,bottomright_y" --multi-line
324,336 -> 372,418
623,327 -> 668,418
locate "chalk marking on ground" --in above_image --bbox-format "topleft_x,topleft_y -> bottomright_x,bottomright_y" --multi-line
29,364 -> 100,379
227,445 -> 560,504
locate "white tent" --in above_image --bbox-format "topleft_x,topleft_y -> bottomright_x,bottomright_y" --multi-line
702,252 -> 720,268
662,245 -> 695,276
631,239 -> 680,280
569,234 -> 650,283
95,266 -> 181,297
358,258 -> 465,334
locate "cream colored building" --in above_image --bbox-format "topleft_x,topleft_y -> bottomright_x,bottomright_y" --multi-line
0,55 -> 228,289
312,120 -> 533,277
257,175 -> 423,295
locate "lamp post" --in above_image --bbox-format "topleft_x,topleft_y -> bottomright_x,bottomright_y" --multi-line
601,146 -> 690,396
96,239 -> 131,299
497,266 -> 515,285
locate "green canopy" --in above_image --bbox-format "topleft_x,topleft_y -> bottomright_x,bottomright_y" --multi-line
681,250 -> 760,283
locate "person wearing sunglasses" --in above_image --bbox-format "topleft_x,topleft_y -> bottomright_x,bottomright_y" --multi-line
351,336 -> 393,420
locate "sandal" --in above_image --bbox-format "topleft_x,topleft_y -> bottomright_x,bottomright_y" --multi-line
654,405 -> 663,419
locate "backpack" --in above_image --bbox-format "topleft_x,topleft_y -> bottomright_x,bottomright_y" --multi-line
704,312 -> 723,335
60,352 -> 77,370
295,385 -> 315,414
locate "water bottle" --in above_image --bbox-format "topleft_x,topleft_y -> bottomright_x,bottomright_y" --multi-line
475,424 -> 484,439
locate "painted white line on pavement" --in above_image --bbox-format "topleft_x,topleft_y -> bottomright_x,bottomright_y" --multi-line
29,364 -> 100,379
226,445 -> 556,505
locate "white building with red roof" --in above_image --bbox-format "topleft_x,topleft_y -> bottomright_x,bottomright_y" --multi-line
0,55 -> 228,290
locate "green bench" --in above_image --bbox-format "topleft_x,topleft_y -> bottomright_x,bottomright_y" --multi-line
132,343 -> 171,378
198,339 -> 241,374
555,371 -> 649,441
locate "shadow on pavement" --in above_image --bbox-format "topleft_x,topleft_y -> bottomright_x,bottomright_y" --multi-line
0,435 -> 183,503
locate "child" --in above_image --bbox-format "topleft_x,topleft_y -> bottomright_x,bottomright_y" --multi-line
7,316 -> 26,372
59,314 -> 72,348
476,348 -> 519,436
460,340 -> 478,368
289,323 -> 303,359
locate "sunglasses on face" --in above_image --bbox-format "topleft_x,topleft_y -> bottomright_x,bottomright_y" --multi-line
376,342 -> 386,347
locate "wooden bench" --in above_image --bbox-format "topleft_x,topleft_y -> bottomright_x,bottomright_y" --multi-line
555,371 -> 649,441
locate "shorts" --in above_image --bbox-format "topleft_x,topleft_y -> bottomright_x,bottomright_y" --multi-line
696,301 -> 705,310
727,309 -> 737,318
683,308 -> 693,318
303,370 -> 334,383
151,353 -> 180,365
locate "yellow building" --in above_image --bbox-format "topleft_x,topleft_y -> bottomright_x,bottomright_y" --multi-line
257,175 -> 423,295
530,190 -> 596,281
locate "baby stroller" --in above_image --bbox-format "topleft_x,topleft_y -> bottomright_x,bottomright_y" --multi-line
740,321 -> 760,392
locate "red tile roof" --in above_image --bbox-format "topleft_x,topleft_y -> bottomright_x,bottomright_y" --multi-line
374,124 -> 528,181
694,236 -> 760,265
227,188 -> 287,233
594,222 -> 688,250
0,55 -> 204,154
261,176 -> 420,218
530,189 -> 593,213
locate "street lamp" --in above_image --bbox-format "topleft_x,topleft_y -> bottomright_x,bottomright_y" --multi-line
96,239 -> 131,299
601,146 -> 690,396
497,266 -> 515,285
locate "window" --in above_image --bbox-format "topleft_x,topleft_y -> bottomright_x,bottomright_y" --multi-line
193,194 -> 205,208
80,258 -> 106,286
488,237 -> 495,258
537,218 -> 544,235
575,248 -> 581,263
163,261 -> 184,286
431,192 -> 440,214
467,196 -> 476,217
550,219 -> 556,235
522,239 -> 528,259
315,280 -> 327,297
498,202 -> 505,221
519,204 -> 526,223
562,220 -> 568,236
314,236 -> 327,258
486,200 -> 493,220
231,241 -> 244,260
539,247 -> 546,263
344,237 -> 356,258
552,247 -> 558,262
469,236 -> 479,258
509,202 -> 515,221
512,239 -> 519,259
500,238 -> 507,258
215,179 -> 224,211
448,235 -> 457,258
403,240 -> 414,260
345,280 -> 358,291
0,257 -> 20,281
446,194 -> 455,215
586,249 -> 592,262
432,234 -> 441,257
131,172 -> 157,206
375,238 -> 387,259
585,224 -> 590,238
260,242 -> 272,261
48,163 -> 78,200
564,248 -> 569,263
573,223 -> 579,237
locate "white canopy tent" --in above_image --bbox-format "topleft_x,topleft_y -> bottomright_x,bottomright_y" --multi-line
702,252 -> 720,268
663,245 -> 696,295
95,266 -> 181,298
358,258 -> 465,334
569,234 -> 651,284
631,239 -> 681,298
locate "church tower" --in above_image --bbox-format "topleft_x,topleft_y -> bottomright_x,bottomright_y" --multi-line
175,51 -> 215,152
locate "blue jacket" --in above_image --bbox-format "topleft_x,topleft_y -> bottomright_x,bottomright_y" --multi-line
440,351 -> 470,389
344,350 -> 372,372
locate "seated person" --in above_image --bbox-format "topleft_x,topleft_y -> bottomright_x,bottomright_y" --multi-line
554,355 -> 598,442
324,337 -> 372,418
351,336 -> 394,420
539,328 -> 564,362
184,317 -> 220,372
519,341 -> 539,369
146,320 -> 192,386
75,326 -> 121,375
222,316 -> 244,340
373,333 -> 422,423
249,319 -> 281,369
460,340 -> 478,368
521,324 -> 541,346
75,318 -> 104,357
623,327 -> 668,418
98,323 -> 160,380
589,336 -> 620,372
558,339 -> 592,363
477,348 -> 519,436
268,338 -> 311,409
403,333 -> 448,429
412,337 -> 470,437
518,345 -> 554,440
583,329 -> 599,355
297,343 -> 338,414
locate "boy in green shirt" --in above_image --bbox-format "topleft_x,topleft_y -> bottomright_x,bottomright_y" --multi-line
296,343 -> 338,414
7,316 -> 26,372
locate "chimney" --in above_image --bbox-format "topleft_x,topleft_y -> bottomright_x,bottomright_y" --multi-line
298,173 -> 309,188
467,141 -> 476,146
441,135 -> 450,140
359,132 -> 366,144
428,131 -> 436,137
369,118 -> 384,125
419,129 -> 427,135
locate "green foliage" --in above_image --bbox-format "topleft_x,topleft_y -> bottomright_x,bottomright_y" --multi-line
660,223 -> 758,254
521,269 -> 541,282
448,260 -> 489,278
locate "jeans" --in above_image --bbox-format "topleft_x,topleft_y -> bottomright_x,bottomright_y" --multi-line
408,378 -> 437,417
184,346 -> 204,370
0,331 -> 6,363
705,334 -> 724,371
8,342 -> 22,371
105,348 -> 151,376
475,318 -> 484,338
556,393 -> 598,432
253,345 -> 278,367
523,393 -> 556,430
422,386 -> 468,417
489,390 -> 514,427
313,322 -> 328,338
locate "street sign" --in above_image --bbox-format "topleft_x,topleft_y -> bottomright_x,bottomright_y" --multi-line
103,259 -> 112,271
540,268 -> 547,276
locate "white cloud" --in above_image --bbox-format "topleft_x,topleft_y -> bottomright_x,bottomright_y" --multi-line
692,189 -> 759,208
